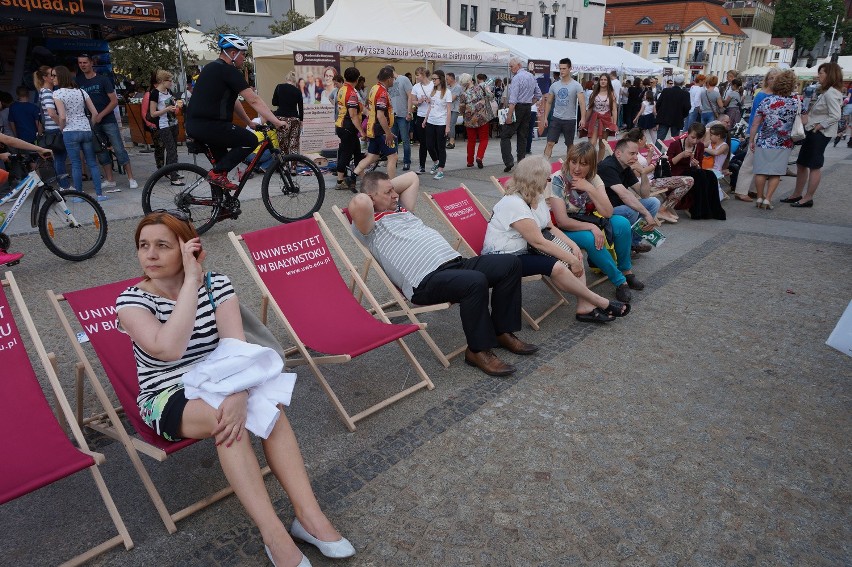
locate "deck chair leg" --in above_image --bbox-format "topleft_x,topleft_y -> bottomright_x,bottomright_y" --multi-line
75,361 -> 85,427
87,465 -> 134,551
521,307 -> 541,330
261,294 -> 269,326
417,327 -> 453,368
305,356 -> 357,431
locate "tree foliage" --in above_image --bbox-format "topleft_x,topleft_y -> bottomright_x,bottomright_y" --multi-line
772,0 -> 845,63
111,27 -> 198,82
269,10 -> 313,36
202,23 -> 252,53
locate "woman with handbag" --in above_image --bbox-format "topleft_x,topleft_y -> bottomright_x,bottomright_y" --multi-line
148,70 -> 183,186
783,62 -> 844,208
583,74 -> 618,164
622,128 -> 693,223
482,155 -> 629,322
547,142 -> 643,304
33,65 -> 70,189
722,78 -> 743,126
458,73 -> 493,169
116,212 -> 355,567
52,65 -> 104,200
700,76 -> 723,126
748,69 -> 799,210
142,71 -> 165,171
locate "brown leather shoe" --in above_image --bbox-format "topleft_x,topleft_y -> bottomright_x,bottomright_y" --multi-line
496,332 -> 539,355
464,348 -> 516,376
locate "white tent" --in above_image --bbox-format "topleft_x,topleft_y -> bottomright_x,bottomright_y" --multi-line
795,57 -> 852,80
650,59 -> 688,76
741,66 -> 776,77
472,32 -> 662,76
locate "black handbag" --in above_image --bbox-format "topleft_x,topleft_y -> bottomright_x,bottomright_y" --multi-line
569,212 -> 614,244
654,155 -> 671,178
41,130 -> 65,152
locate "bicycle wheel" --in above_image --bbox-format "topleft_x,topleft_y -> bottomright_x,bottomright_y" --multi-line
38,190 -> 108,261
142,163 -> 221,234
261,154 -> 325,223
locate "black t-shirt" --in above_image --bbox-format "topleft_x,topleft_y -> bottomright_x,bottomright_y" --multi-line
76,73 -> 116,124
186,59 -> 250,123
597,155 -> 638,208
271,83 -> 303,120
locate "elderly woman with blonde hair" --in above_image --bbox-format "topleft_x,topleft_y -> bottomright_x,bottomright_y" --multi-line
271,70 -> 304,154
482,155 -> 630,323
458,72 -> 495,169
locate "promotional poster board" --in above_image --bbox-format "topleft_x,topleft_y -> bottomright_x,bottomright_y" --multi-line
293,51 -> 340,154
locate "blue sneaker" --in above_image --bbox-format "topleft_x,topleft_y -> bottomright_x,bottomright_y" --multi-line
433,171 -> 444,180
96,195 -> 109,202
430,163 -> 439,174
70,197 -> 84,203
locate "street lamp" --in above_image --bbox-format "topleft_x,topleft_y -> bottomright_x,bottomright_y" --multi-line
664,23 -> 680,64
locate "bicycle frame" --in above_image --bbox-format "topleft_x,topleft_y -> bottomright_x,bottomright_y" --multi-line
199,127 -> 277,200
0,167 -> 79,234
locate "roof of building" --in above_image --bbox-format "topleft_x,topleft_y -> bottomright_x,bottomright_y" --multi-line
604,0 -> 745,37
770,37 -> 795,48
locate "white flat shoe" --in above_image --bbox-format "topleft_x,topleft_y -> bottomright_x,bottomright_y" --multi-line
265,545 -> 312,567
291,518 -> 356,559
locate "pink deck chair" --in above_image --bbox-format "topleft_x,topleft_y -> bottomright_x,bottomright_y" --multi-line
332,205 -> 466,369
2,272 -> 132,565
228,214 -> 433,432
49,278 -> 265,533
423,184 -> 568,331
490,160 -> 561,193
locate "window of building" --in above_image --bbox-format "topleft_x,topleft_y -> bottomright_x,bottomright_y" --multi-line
669,40 -> 678,54
226,0 -> 269,14
565,16 -> 571,38
460,4 -> 468,30
721,16 -> 729,25
571,17 -> 577,39
774,51 -> 780,60
694,40 -> 705,53
470,6 -> 478,31
650,41 -> 660,55
616,41 -> 624,48
632,41 -> 641,54
542,14 -> 550,37
637,16 -> 653,25
713,43 -> 718,55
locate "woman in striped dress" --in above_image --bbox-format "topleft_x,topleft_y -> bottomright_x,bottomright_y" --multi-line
117,212 -> 354,567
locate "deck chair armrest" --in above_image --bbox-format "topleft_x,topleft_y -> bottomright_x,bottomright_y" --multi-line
78,448 -> 107,465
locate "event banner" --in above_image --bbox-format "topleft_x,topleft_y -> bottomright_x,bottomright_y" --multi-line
294,50 -> 340,154
319,40 -> 510,65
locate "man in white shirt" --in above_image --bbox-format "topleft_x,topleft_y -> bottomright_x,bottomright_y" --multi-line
610,70 -> 622,128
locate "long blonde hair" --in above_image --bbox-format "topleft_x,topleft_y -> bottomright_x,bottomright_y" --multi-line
506,155 -> 550,205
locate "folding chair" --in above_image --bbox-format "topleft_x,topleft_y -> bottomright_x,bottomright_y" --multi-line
2,272 -> 133,565
331,205 -> 466,369
228,214 -> 433,432
423,184 -> 568,331
489,160 -> 562,194
49,279 -> 266,533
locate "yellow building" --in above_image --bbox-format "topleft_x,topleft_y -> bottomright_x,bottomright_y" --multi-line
604,0 -> 747,80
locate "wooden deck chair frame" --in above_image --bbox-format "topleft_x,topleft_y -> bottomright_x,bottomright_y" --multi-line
228,214 -> 434,432
330,205 -> 466,369
48,284 -> 270,534
422,184 -> 568,331
3,272 -> 133,565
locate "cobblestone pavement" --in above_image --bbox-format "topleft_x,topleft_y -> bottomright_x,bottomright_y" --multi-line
2,132 -> 850,566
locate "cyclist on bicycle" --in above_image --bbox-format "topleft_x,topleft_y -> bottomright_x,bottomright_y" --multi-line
0,132 -> 53,265
185,33 -> 287,191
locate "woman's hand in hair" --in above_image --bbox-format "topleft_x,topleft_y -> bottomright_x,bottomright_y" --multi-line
180,237 -> 206,287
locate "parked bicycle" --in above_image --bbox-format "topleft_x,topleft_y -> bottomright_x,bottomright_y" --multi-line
141,124 -> 325,234
0,154 -> 108,265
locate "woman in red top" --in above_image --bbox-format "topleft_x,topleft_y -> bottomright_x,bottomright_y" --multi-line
666,122 -> 726,220
584,74 -> 618,163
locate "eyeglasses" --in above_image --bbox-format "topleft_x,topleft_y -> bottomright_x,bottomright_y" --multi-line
153,209 -> 191,222
50,73 -> 57,77
431,77 -> 440,80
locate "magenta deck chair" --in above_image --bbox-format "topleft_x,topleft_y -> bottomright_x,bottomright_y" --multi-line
423,184 -> 568,331
50,278 -> 255,533
331,205 -> 466,369
2,272 -> 132,565
228,214 -> 433,431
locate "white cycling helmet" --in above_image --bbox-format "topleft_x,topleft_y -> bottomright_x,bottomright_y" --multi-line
218,33 -> 249,52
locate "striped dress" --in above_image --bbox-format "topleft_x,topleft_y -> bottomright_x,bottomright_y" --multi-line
115,272 -> 234,438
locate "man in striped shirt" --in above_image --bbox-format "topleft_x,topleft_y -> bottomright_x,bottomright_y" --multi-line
349,171 -> 538,376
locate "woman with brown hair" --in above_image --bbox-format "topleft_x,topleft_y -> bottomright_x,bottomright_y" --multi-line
584,74 -> 618,163
783,62 -> 844,208
117,212 -> 355,567
33,64 -> 70,188
148,70 -> 183,186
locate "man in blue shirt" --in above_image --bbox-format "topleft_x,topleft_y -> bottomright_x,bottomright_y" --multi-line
500,57 -> 541,172
77,54 -> 138,189
8,87 -> 41,144
542,58 -> 586,159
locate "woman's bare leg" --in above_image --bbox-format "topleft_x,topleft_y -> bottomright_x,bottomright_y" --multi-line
180,400 -> 304,567
800,167 -> 822,201
764,175 -> 782,203
754,174 -> 767,201
550,263 -> 611,313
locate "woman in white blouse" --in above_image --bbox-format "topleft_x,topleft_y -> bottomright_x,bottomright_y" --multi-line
482,155 -> 630,323
51,65 -> 104,200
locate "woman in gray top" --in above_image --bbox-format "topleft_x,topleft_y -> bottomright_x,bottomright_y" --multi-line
700,75 -> 723,126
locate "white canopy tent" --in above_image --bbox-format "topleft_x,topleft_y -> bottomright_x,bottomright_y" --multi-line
252,0 -> 509,99
741,65 -> 776,77
795,56 -> 852,80
472,32 -> 663,76
650,59 -> 688,76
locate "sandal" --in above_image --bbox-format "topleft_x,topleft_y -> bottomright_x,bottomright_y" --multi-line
603,300 -> 631,318
575,307 -> 615,323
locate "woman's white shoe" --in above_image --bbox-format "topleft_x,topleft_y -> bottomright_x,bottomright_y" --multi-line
265,545 -> 312,567
290,518 -> 356,559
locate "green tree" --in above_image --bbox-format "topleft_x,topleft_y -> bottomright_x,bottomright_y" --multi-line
772,0 -> 845,64
839,20 -> 852,56
111,27 -> 198,82
202,23 -> 252,52
269,9 -> 313,36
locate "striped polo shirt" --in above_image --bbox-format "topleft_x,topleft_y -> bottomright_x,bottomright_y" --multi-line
353,207 -> 460,299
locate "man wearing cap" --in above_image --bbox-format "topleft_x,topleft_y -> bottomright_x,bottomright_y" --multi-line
655,75 -> 691,140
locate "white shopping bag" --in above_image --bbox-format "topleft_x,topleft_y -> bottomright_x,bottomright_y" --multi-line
826,300 -> 852,358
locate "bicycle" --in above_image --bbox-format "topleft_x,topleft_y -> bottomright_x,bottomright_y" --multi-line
141,124 -> 325,234
0,154 -> 108,265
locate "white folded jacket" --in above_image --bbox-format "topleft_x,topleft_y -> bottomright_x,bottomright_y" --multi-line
182,338 -> 297,438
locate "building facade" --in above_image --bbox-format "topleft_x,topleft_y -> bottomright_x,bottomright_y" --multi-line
176,0 -> 297,38
604,0 -> 747,80
723,0 -> 775,70
767,37 -> 795,67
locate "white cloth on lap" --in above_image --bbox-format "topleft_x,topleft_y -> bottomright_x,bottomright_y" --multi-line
182,338 -> 297,438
